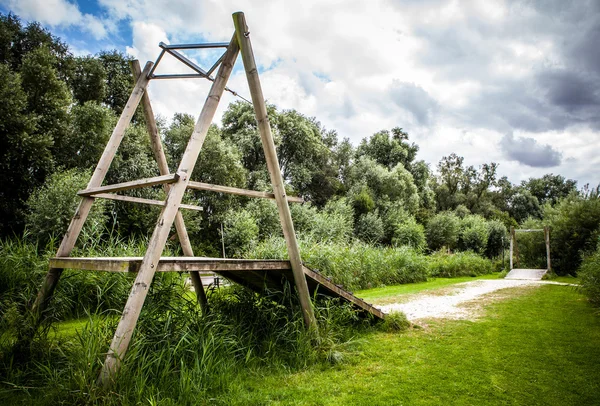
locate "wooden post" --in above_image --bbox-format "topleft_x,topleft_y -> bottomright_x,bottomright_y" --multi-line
131,60 -> 209,312
233,12 -> 316,329
31,62 -> 154,325
513,228 -> 520,268
98,37 -> 239,386
544,226 -> 552,273
509,227 -> 514,270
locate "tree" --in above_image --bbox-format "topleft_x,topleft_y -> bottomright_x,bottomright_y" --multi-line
355,127 -> 418,170
509,188 -> 542,223
97,50 -> 133,115
521,174 -> 577,206
426,212 -> 460,251
457,215 -> 489,255
70,56 -> 106,105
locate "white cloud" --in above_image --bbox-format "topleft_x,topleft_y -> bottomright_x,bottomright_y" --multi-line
2,0 -> 110,39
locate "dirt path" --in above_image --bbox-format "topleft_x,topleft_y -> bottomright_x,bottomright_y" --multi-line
377,279 -> 575,322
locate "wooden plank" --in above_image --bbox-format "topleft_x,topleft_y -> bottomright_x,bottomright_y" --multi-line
99,35 -> 240,386
93,193 -> 203,211
78,174 -> 177,196
233,12 -> 316,330
31,61 -> 154,327
132,60 -> 209,312
544,226 -> 552,274
514,229 -> 544,233
187,181 -> 303,203
49,257 -> 292,273
509,226 -> 514,270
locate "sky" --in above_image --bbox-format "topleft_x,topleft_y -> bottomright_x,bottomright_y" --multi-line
1,0 -> 599,188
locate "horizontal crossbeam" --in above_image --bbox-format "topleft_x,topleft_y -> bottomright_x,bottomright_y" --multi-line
78,174 -> 178,197
159,42 -> 230,50
187,181 -> 304,203
515,229 -> 544,233
94,193 -> 203,211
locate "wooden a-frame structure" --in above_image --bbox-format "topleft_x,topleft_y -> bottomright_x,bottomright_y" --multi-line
30,12 -> 383,386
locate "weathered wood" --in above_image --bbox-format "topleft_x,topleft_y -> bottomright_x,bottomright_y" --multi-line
99,36 -> 240,386
233,12 -> 316,329
94,193 -> 203,211
49,257 -> 292,273
509,226 -> 514,270
544,226 -> 552,273
513,227 -> 520,268
78,174 -> 177,196
514,229 -> 544,233
187,181 -> 303,203
132,60 -> 208,312
31,61 -> 154,324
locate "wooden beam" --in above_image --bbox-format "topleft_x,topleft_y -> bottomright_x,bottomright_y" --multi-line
544,226 -> 552,273
93,193 -> 203,211
78,174 -> 177,197
132,60 -> 209,312
514,229 -> 544,233
187,181 -> 303,203
31,61 -> 154,329
233,12 -> 316,330
509,226 -> 514,270
99,35 -> 240,386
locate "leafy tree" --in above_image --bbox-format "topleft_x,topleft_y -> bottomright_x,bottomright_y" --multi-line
71,56 -> 106,105
97,50 -> 133,114
521,174 -> 577,206
486,219 -> 508,259
509,188 -> 542,223
355,127 -> 418,170
392,217 -> 426,251
222,209 -> 259,257
457,215 -> 489,255
309,198 -> 354,244
426,212 -> 460,251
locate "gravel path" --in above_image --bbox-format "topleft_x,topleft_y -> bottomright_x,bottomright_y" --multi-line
377,279 -> 574,321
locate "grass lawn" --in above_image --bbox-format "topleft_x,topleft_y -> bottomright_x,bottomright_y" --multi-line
219,284 -> 600,405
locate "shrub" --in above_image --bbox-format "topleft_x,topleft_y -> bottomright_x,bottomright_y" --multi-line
579,245 -> 600,307
25,168 -> 108,244
355,212 -> 385,243
246,199 -> 280,239
381,311 -> 410,332
426,212 -> 459,251
222,209 -> 259,257
486,219 -> 508,259
392,217 -> 426,252
458,215 -> 489,255
428,251 -> 494,277
309,198 -> 354,244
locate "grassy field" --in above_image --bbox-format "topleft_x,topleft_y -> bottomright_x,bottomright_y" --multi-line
217,284 -> 599,405
2,278 -> 598,405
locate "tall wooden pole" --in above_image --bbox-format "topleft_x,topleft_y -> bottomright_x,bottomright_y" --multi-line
232,12 -> 316,329
31,62 -> 154,325
513,228 -> 520,268
131,60 -> 208,312
509,227 -> 514,270
544,226 -> 552,273
98,37 -> 239,386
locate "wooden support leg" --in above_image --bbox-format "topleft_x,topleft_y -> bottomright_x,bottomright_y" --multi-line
233,12 -> 316,330
98,37 -> 239,386
514,228 -> 520,268
131,61 -> 208,312
509,227 -> 514,270
545,226 -> 552,273
30,62 -> 154,328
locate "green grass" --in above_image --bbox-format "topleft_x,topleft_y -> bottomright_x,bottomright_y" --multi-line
356,273 -> 502,304
216,285 -> 600,405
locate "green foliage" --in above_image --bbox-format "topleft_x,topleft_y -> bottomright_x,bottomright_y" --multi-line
509,188 -> 542,223
579,244 -> 600,307
545,195 -> 600,275
426,211 -> 459,251
381,311 -> 410,332
309,198 -> 354,244
222,209 -> 259,257
246,199 -> 280,239
70,56 -> 106,105
97,50 -> 133,115
355,212 -> 385,244
25,168 -> 107,244
428,251 -> 494,277
486,219 -> 508,258
355,127 -> 418,170
521,174 -> 577,206
392,217 -> 426,252
513,218 -> 548,269
458,215 -> 489,255
249,237 -> 428,291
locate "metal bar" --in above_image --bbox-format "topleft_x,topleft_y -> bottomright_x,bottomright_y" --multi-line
148,49 -> 165,78
160,42 -> 230,49
159,44 -> 208,76
206,51 -> 226,76
187,180 -> 304,203
78,174 -> 178,197
151,74 -> 207,79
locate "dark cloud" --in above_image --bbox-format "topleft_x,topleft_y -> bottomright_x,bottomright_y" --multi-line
499,132 -> 562,167
389,80 -> 438,125
537,70 -> 599,113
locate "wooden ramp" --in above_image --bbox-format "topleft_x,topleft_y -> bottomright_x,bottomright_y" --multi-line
49,257 -> 385,320
505,268 -> 548,281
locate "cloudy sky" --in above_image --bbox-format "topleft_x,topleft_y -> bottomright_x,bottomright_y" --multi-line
2,0 -> 599,187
